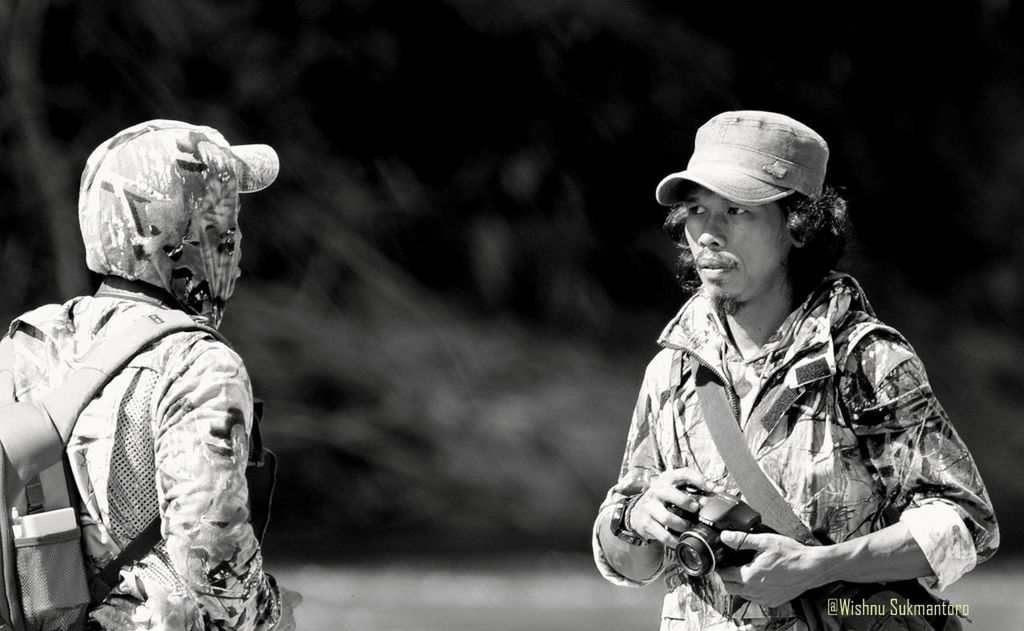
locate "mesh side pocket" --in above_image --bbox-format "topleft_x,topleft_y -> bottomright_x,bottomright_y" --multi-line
15,528 -> 89,631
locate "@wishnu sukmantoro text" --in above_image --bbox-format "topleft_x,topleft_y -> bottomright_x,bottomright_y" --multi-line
826,598 -> 969,618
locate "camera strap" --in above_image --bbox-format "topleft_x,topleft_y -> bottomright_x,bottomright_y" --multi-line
691,357 -> 819,546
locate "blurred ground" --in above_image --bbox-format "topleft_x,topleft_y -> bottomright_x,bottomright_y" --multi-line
272,553 -> 1023,631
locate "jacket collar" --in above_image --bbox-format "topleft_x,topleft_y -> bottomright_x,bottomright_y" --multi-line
94,276 -> 182,311
657,272 -> 874,385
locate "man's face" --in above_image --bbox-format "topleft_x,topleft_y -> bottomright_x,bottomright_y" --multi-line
680,186 -> 796,312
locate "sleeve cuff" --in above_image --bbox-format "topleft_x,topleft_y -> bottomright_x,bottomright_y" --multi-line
900,502 -> 977,590
592,504 -> 666,587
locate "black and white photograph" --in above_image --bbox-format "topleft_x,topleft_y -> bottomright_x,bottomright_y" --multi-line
0,2 -> 1021,629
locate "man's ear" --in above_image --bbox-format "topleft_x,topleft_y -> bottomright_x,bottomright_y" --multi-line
785,229 -> 805,249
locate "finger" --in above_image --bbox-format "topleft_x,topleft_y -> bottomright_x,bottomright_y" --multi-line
652,504 -> 693,534
636,487 -> 697,528
647,476 -> 706,510
719,530 -> 760,551
629,504 -> 680,546
641,518 -> 681,548
657,487 -> 702,513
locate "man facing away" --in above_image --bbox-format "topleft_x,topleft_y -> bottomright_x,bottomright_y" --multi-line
4,120 -> 299,630
593,111 -> 998,630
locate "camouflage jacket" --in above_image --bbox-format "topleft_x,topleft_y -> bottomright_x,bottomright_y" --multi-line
4,282 -> 282,630
593,274 -> 999,631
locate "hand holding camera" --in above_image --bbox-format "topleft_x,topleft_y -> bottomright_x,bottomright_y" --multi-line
625,468 -> 718,547
627,469 -> 768,577
665,485 -> 767,576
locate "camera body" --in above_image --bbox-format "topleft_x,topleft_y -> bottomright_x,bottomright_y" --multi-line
667,485 -> 765,576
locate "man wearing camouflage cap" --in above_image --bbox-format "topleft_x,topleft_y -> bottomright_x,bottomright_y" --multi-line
593,111 -> 998,630
5,120 -> 297,629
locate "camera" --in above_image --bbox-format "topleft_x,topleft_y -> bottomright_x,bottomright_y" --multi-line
666,485 -> 765,576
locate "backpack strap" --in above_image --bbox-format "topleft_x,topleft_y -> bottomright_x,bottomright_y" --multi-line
42,310 -> 223,444
0,310 -> 223,491
89,515 -> 163,604
246,399 -> 277,544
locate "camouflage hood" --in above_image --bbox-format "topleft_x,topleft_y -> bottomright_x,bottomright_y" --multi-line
78,120 -> 278,327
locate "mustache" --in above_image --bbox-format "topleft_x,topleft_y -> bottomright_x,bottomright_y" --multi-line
696,250 -> 739,269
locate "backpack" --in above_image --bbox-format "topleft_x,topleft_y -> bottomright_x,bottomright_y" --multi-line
0,309 -> 276,631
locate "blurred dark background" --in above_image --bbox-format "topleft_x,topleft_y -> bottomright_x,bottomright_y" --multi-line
2,0 -> 1022,562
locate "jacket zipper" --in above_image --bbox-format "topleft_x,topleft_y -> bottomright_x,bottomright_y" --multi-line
668,345 -> 742,421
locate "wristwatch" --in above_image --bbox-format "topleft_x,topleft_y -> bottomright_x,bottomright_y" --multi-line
610,495 -> 648,546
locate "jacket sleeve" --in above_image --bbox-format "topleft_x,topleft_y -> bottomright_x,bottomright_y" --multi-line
838,331 -> 999,590
153,336 -> 282,629
592,348 -> 674,587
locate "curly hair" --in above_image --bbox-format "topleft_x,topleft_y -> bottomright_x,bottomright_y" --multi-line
663,185 -> 850,302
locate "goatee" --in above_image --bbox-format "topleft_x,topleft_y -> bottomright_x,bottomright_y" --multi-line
707,289 -> 740,316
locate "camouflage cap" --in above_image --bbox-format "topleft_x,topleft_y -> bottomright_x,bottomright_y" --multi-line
79,120 -> 279,325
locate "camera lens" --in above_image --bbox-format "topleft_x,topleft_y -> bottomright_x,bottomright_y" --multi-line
676,532 -> 716,576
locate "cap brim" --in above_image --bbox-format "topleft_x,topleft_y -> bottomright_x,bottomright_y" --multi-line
231,144 -> 279,193
655,167 -> 794,207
